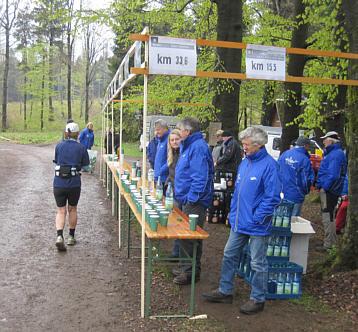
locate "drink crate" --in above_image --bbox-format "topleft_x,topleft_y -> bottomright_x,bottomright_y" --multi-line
243,261 -> 303,299
272,200 -> 295,232
266,262 -> 303,299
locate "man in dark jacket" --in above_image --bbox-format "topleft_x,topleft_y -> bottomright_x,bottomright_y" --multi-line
104,128 -> 120,154
203,126 -> 281,315
278,137 -> 315,216
215,131 -> 242,181
316,131 -> 347,250
172,117 -> 215,285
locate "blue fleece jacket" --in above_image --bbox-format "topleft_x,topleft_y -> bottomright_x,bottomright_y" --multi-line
79,127 -> 94,150
154,130 -> 170,182
228,146 -> 282,236
53,139 -> 89,188
278,146 -> 315,203
146,136 -> 158,169
175,131 -> 215,208
316,143 -> 347,195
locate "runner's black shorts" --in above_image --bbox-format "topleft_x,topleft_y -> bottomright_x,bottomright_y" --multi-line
53,187 -> 81,207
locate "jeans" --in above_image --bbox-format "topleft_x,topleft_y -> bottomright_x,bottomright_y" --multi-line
178,202 -> 206,276
291,202 -> 303,216
219,230 -> 269,303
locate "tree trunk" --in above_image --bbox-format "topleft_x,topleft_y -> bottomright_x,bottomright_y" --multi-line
213,0 -> 243,138
261,82 -> 276,126
67,27 -> 72,121
48,35 -> 55,122
280,0 -> 308,153
334,0 -> 358,271
1,0 -> 10,131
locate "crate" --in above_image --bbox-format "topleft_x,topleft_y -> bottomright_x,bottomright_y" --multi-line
272,200 -> 295,231
266,262 -> 303,299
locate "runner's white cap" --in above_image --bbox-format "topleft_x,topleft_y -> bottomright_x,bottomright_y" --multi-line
65,122 -> 79,133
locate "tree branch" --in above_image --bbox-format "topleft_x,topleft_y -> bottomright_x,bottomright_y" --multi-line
176,0 -> 194,13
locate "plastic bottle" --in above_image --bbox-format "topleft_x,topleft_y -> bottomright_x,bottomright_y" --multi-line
267,236 -> 274,256
71,166 -> 76,177
131,161 -> 137,178
165,182 -> 174,211
284,272 -> 292,294
281,236 -> 289,257
156,176 -> 163,201
273,236 -> 281,257
55,165 -> 60,177
292,273 -> 300,295
148,168 -> 154,193
120,148 -> 124,167
277,272 -> 284,294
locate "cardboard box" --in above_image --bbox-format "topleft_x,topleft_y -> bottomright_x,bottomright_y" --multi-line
289,216 -> 316,274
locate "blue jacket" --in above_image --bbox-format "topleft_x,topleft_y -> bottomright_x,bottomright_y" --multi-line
154,130 -> 170,182
175,131 -> 215,208
229,147 -> 281,236
79,127 -> 94,150
53,139 -> 89,188
146,137 -> 158,169
316,143 -> 347,195
278,146 -> 315,203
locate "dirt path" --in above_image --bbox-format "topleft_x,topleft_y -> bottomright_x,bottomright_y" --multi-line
0,142 -> 355,332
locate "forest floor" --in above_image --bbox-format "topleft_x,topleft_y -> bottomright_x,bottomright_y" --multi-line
0,141 -> 356,331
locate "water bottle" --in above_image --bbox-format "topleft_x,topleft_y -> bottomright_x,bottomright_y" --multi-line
277,272 -> 284,294
284,272 -> 292,294
55,165 -> 60,177
131,161 -> 137,178
120,148 -> 124,167
281,237 -> 289,257
273,236 -> 281,257
156,176 -> 163,201
292,273 -> 300,295
148,168 -> 154,192
267,236 -> 274,256
71,166 -> 76,177
165,182 -> 174,212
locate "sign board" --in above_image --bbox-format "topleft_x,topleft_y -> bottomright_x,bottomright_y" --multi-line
208,122 -> 222,146
149,36 -> 197,76
246,44 -> 286,81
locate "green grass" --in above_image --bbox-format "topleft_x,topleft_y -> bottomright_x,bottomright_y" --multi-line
1,131 -> 63,144
291,291 -> 331,313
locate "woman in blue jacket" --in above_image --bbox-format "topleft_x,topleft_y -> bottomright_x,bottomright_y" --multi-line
79,122 -> 95,150
203,126 -> 281,315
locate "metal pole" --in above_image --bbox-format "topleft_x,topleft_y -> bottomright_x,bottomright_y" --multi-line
141,25 -> 149,319
118,89 -> 123,248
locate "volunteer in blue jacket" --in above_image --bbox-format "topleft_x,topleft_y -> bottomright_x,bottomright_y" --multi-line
203,126 -> 281,315
278,136 -> 315,216
153,119 -> 170,185
53,122 -> 89,251
173,117 -> 215,285
79,122 -> 94,150
146,134 -> 158,169
316,131 -> 347,250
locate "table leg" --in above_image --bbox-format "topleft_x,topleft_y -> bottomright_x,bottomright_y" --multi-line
127,206 -> 131,258
145,239 -> 153,317
190,241 -> 198,317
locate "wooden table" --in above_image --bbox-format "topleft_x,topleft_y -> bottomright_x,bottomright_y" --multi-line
103,155 -> 210,317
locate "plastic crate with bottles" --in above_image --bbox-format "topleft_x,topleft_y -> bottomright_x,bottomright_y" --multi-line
272,200 -> 295,231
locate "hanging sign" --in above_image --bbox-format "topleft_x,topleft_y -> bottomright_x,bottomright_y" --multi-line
246,44 -> 286,81
149,36 -> 197,76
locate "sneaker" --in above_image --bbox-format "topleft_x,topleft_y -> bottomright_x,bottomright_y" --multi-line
173,273 -> 200,285
202,289 -> 233,304
171,267 -> 183,277
55,236 -> 66,251
67,235 -> 76,246
240,300 -> 264,315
